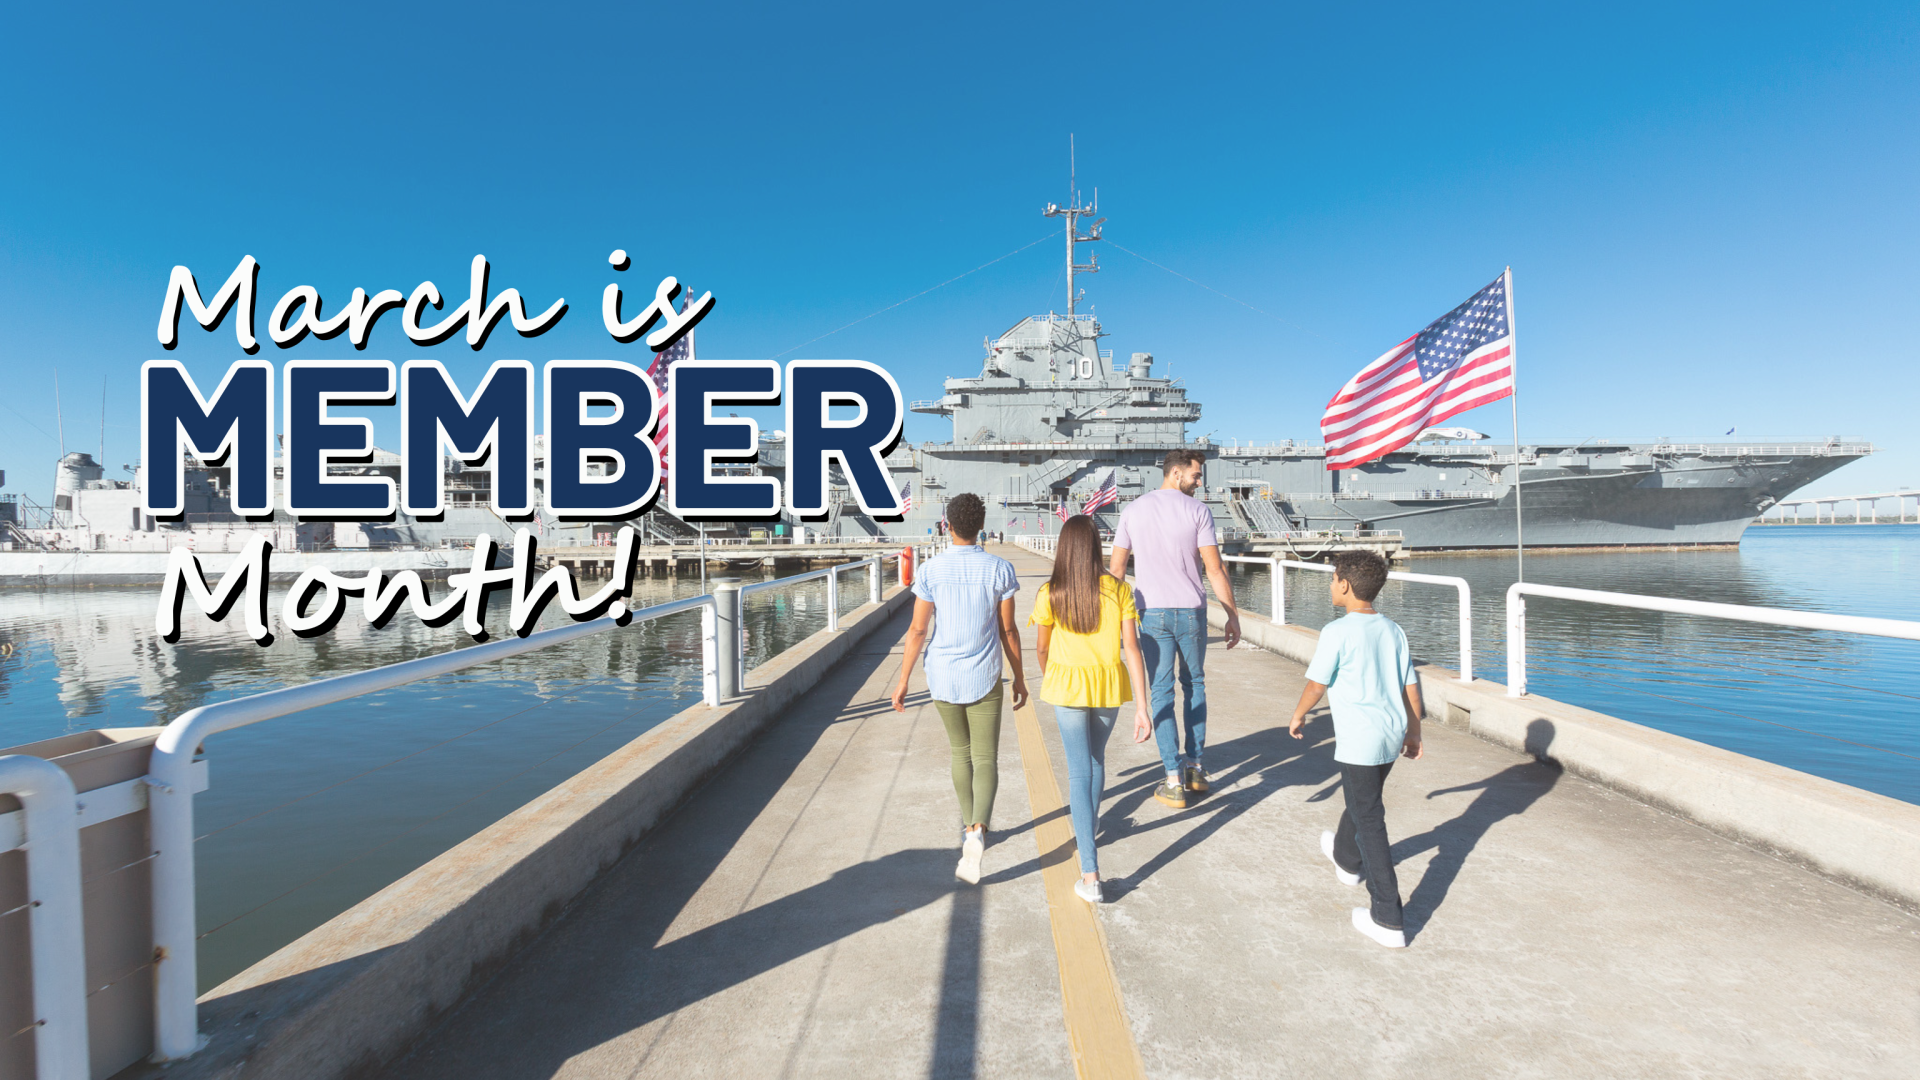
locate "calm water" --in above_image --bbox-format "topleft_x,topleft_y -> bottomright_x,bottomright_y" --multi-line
1224,525 -> 1919,807
0,564 -> 887,989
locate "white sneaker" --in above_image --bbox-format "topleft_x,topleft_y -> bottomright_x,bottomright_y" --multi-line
1073,877 -> 1104,904
956,830 -> 984,885
1351,907 -> 1407,948
1320,830 -> 1361,886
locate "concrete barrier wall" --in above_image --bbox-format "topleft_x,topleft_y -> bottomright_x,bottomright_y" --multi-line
160,586 -> 915,1080
1208,603 -> 1920,914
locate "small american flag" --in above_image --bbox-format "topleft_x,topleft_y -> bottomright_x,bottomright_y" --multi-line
1083,472 -> 1118,514
1090,470 -> 1121,511
646,288 -> 698,485
1322,271 -> 1513,470
1055,501 -> 1071,524
899,481 -> 913,511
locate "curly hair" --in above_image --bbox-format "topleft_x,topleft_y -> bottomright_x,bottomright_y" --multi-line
1333,550 -> 1389,603
946,493 -> 986,541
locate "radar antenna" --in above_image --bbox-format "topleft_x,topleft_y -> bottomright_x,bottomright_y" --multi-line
1043,134 -> 1103,316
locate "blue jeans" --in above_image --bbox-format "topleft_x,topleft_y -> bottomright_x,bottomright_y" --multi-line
1052,705 -> 1119,874
1140,607 -> 1208,774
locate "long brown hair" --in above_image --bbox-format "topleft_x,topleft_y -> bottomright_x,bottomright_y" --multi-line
1047,515 -> 1106,635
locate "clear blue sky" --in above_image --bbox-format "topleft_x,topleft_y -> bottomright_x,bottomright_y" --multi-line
2,1 -> 1914,506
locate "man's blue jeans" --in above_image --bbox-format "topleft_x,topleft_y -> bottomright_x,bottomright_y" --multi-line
1140,606 -> 1207,774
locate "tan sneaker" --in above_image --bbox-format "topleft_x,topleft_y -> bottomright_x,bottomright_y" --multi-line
1153,780 -> 1187,809
1184,764 -> 1210,793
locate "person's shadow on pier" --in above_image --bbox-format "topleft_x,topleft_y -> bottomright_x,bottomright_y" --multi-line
1393,719 -> 1561,940
1092,714 -> 1344,899
374,602 -> 992,1080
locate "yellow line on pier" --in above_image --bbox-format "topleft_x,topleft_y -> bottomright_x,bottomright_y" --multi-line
1012,697 -> 1147,1080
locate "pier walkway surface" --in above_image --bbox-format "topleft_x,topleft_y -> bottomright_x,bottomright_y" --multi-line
384,548 -> 1920,1079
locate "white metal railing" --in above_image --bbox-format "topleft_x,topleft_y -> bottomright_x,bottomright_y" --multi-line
0,754 -> 88,1080
735,550 -> 920,685
1220,444 -> 1324,456
1273,491 -> 1497,503
141,550 -> 916,1062
1223,557 -> 1473,682
1244,528 -> 1405,541
1217,442 -> 1872,460
1647,442 -> 1873,457
1504,583 -> 1920,698
1012,541 -> 1466,677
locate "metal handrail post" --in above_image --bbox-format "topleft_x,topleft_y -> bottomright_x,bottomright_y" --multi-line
1389,570 -> 1472,682
700,600 -> 719,705
733,586 -> 747,692
712,578 -> 742,700
826,563 -> 841,632
1229,557 -> 1473,683
1270,557 -> 1283,623
0,754 -> 88,1080
1507,588 -> 1528,697
867,559 -> 881,606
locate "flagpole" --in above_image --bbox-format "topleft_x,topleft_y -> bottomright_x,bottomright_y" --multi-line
1505,266 -> 1524,582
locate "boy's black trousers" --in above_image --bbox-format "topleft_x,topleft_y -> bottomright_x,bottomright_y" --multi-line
1333,761 -> 1404,930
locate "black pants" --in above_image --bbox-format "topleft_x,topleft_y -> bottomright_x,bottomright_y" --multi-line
1333,761 -> 1403,930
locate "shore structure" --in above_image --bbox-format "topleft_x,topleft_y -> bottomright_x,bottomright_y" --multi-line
9,543 -> 1916,1079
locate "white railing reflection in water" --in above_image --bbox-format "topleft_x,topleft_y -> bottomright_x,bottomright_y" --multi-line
1222,557 -> 1473,683
139,549 -> 915,1062
1504,583 -> 1920,698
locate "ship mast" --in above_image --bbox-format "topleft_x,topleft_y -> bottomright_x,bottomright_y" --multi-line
1043,135 -> 1103,315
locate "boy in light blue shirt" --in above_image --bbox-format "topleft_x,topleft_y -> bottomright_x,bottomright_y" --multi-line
1288,550 -> 1424,949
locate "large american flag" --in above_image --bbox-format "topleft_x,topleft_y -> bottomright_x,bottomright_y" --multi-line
1321,271 -> 1513,470
646,289 -> 697,484
899,481 -> 913,511
1082,471 -> 1118,514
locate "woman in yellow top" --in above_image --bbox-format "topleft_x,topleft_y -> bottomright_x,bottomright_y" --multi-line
1031,514 -> 1152,903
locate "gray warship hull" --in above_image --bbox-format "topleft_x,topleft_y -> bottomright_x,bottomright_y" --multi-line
868,435 -> 1867,551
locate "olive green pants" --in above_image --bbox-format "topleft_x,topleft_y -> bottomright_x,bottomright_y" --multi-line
933,684 -> 1004,829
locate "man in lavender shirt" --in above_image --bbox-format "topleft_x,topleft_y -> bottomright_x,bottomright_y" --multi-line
1109,448 -> 1242,810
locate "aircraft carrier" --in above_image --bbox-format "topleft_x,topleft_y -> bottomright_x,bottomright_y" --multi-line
865,195 -> 1871,551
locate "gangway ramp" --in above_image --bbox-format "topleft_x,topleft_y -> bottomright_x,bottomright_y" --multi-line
1234,494 -> 1294,535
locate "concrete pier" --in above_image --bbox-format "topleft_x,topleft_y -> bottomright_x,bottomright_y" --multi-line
358,547 -> 1918,1079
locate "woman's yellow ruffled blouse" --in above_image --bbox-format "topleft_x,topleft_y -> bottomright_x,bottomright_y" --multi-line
1030,576 -> 1137,708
